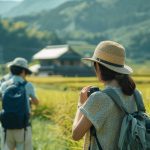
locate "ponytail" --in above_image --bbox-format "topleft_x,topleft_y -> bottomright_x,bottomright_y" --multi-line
115,75 -> 136,96
96,63 -> 136,96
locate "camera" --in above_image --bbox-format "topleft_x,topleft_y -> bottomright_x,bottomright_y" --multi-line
87,86 -> 100,97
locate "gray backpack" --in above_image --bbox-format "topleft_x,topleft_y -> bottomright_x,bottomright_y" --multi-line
91,88 -> 150,150
104,88 -> 150,150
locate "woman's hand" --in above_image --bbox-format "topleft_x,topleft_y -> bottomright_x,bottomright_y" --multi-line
78,86 -> 92,105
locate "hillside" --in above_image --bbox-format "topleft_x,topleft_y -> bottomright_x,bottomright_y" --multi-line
13,0 -> 150,62
5,0 -> 68,17
103,19 -> 150,60
14,0 -> 150,32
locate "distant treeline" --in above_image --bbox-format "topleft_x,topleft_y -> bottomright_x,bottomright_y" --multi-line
0,19 -> 64,63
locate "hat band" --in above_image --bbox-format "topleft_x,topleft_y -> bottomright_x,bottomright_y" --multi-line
96,58 -> 124,67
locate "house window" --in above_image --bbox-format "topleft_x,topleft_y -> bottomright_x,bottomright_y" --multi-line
64,61 -> 70,65
79,62 -> 83,66
61,61 -> 71,66
73,61 -> 78,65
70,61 -> 74,66
53,60 -> 60,66
60,61 -> 83,66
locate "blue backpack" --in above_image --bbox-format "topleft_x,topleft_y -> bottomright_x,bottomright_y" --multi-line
0,81 -> 30,129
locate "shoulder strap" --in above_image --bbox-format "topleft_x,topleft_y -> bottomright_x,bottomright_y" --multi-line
90,88 -> 128,150
134,90 -> 146,112
90,126 -> 103,150
17,81 -> 27,87
103,88 -> 128,114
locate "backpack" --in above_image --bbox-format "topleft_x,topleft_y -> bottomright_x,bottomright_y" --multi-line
0,81 -> 30,129
90,88 -> 150,150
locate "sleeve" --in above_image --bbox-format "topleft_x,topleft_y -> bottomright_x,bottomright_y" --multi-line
0,82 -> 7,94
0,82 -> 8,99
79,91 -> 113,131
26,82 -> 37,98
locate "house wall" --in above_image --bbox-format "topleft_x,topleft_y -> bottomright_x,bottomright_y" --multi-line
40,59 -> 84,67
38,65 -> 94,76
36,48 -> 94,76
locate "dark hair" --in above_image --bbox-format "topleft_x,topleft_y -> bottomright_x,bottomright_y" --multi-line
94,62 -> 136,96
10,66 -> 29,75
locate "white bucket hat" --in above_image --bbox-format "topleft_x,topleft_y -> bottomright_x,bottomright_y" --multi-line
82,41 -> 133,74
8,57 -> 32,74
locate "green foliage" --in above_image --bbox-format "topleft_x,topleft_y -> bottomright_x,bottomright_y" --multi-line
29,76 -> 150,149
32,119 -> 65,150
0,76 -> 149,149
0,19 -> 64,63
12,0 -> 150,62
15,0 -> 150,33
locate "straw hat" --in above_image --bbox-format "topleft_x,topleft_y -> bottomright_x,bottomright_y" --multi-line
7,57 -> 32,74
82,41 -> 133,74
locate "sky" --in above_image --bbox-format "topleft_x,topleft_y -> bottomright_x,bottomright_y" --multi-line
0,0 -> 23,1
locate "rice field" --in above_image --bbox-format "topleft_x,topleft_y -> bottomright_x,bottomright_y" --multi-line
27,76 -> 150,150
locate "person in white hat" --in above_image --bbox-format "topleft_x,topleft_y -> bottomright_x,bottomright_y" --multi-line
0,57 -> 39,150
0,57 -> 32,86
0,57 -> 32,90
72,41 -> 138,150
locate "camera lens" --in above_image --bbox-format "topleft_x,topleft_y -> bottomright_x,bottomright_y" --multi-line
87,86 -> 100,97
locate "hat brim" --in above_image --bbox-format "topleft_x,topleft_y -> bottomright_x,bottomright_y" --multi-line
82,57 -> 133,75
24,67 -> 32,75
8,63 -> 32,75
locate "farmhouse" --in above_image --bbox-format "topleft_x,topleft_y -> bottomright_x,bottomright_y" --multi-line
32,45 -> 94,76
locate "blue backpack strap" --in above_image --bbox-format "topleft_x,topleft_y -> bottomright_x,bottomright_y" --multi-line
17,81 -> 27,86
16,81 -> 28,145
134,89 -> 146,112
103,88 -> 129,114
21,81 -> 29,113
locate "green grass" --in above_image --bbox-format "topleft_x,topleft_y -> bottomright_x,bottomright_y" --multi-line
33,88 -> 83,150
32,119 -> 64,150
0,76 -> 150,149
28,76 -> 150,150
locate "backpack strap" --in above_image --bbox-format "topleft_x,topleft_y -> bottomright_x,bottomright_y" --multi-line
90,126 -> 103,150
18,81 -> 28,148
134,90 -> 146,112
17,81 -> 27,87
103,88 -> 129,114
90,88 -> 128,150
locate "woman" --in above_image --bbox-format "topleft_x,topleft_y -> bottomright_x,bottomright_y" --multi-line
72,41 -> 137,150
